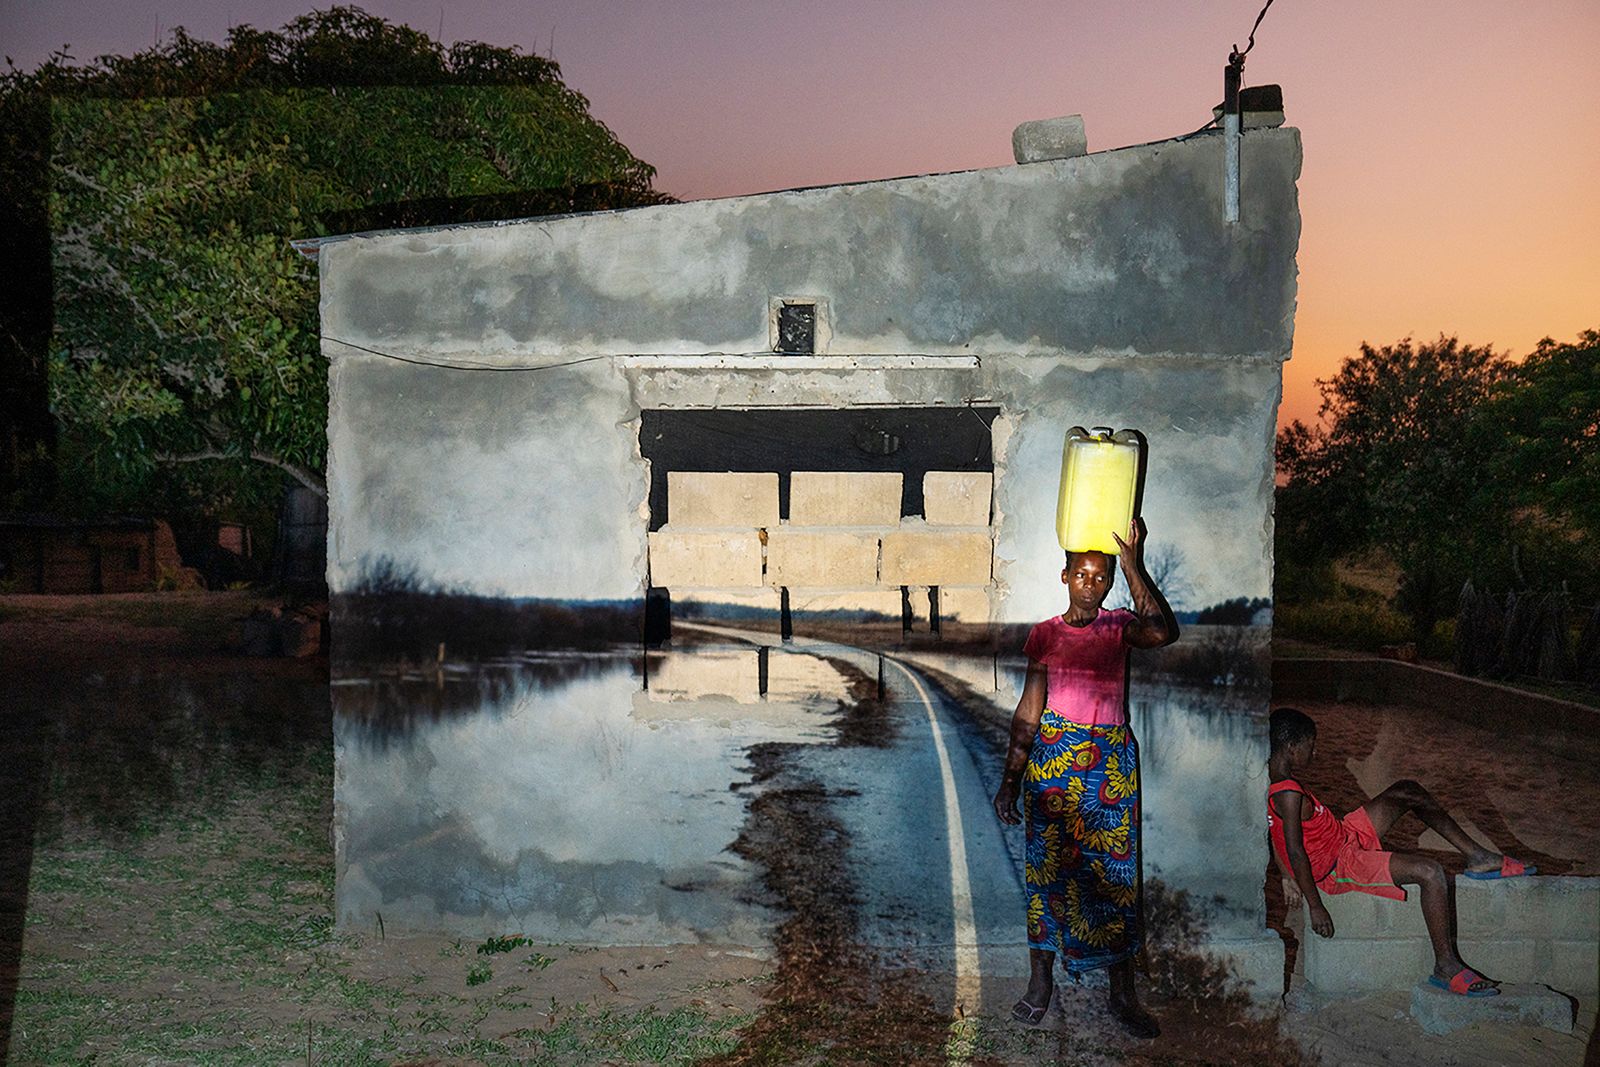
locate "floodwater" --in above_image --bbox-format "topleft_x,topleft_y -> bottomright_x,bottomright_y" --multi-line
332,647 -> 846,943
329,634 -> 1279,985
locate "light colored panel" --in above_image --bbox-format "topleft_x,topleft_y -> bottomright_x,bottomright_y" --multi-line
667,472 -> 779,528
789,471 -> 903,526
924,471 -> 993,526
787,589 -> 904,622
648,529 -> 763,588
880,530 -> 993,585
765,530 -> 879,587
646,650 -> 761,703
938,586 -> 993,624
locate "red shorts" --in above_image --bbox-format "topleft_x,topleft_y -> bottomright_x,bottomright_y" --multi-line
1316,805 -> 1407,902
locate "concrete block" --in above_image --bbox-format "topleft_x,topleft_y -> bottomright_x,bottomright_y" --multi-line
1011,115 -> 1088,164
648,529 -> 763,588
1197,935 -> 1290,1002
646,649 -> 760,703
1409,979 -> 1573,1036
880,530 -> 993,586
1461,939 -> 1542,984
666,472 -> 779,527
937,586 -> 992,624
923,471 -> 992,526
789,471 -> 902,526
673,589 -> 783,627
1318,888 -> 1427,939
765,650 -> 849,703
765,530 -> 879,587
1548,939 -> 1600,995
1302,934 -> 1432,994
788,589 -> 903,624
1457,875 -> 1599,940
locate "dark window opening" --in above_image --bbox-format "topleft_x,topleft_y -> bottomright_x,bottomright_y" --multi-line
124,547 -> 141,571
775,302 -> 816,354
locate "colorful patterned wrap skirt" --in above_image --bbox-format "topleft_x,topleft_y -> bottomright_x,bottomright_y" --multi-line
1023,710 -> 1141,972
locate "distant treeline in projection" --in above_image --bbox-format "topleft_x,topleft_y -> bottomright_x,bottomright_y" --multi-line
334,559 -> 641,664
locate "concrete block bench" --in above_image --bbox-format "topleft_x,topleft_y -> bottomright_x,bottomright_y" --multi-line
1295,875 -> 1597,997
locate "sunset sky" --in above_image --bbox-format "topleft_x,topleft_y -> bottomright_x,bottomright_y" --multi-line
6,0 -> 1596,427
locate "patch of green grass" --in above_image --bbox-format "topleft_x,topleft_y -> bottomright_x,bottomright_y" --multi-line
466,960 -> 493,987
477,932 -> 536,956
515,1003 -> 749,1065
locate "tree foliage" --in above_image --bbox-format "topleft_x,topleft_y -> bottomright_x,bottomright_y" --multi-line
3,6 -> 669,514
1277,331 -> 1600,636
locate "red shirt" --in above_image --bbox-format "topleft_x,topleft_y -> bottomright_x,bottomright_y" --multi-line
1267,779 -> 1342,881
1022,609 -> 1134,726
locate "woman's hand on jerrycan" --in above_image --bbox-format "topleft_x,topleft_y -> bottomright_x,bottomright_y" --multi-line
1110,517 -> 1144,571
993,781 -> 1022,825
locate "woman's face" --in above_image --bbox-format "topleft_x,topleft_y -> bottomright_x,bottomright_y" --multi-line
1061,551 -> 1115,611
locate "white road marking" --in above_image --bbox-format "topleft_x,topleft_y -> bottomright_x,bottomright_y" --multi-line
886,657 -> 983,1021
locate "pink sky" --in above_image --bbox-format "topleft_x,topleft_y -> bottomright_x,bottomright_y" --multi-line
5,0 -> 1596,427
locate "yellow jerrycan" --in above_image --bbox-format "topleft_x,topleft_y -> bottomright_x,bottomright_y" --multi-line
1055,426 -> 1142,554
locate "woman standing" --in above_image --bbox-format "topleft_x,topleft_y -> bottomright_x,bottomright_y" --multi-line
992,519 -> 1178,1038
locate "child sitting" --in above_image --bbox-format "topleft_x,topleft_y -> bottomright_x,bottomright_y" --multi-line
1266,707 -> 1535,997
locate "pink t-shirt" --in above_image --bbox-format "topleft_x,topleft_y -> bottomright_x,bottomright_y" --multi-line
1022,609 -> 1134,726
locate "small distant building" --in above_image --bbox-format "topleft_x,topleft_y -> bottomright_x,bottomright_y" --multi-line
0,515 -> 187,593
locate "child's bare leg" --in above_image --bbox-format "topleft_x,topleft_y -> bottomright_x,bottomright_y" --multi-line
1389,853 -> 1496,990
1362,780 -> 1500,871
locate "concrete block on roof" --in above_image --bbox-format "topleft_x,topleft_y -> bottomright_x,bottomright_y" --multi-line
1410,979 -> 1573,1036
1012,115 -> 1088,164
923,471 -> 993,526
648,529 -> 763,588
937,586 -> 992,624
881,530 -> 993,586
765,530 -> 879,587
789,471 -> 902,526
667,471 -> 779,527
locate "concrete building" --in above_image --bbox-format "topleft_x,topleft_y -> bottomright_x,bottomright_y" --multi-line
310,118 -> 1302,992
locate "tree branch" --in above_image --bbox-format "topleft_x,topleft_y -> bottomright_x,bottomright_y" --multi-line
156,448 -> 327,499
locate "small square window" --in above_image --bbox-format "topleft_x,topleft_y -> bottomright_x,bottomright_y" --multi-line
768,296 -> 827,355
775,302 -> 815,354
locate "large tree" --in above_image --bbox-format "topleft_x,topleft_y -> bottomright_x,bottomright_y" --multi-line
3,6 -> 668,515
1277,330 -> 1599,636
1276,335 -> 1510,636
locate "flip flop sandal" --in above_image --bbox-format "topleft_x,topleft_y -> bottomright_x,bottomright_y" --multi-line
1427,967 -> 1500,997
1462,856 -> 1536,880
1010,990 -> 1052,1027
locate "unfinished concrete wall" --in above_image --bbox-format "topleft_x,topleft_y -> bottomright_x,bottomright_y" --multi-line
320,126 -> 1301,977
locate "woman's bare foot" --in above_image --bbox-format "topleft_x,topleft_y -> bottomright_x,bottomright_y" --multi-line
1464,848 -> 1502,874
1013,950 -> 1055,1026
1108,992 -> 1160,1039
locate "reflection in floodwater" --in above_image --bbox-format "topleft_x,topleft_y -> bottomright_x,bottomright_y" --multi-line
334,647 -> 847,941
13,668 -> 330,839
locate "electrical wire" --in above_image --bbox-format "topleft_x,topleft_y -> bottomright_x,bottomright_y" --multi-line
1231,0 -> 1278,69
321,335 -> 609,372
